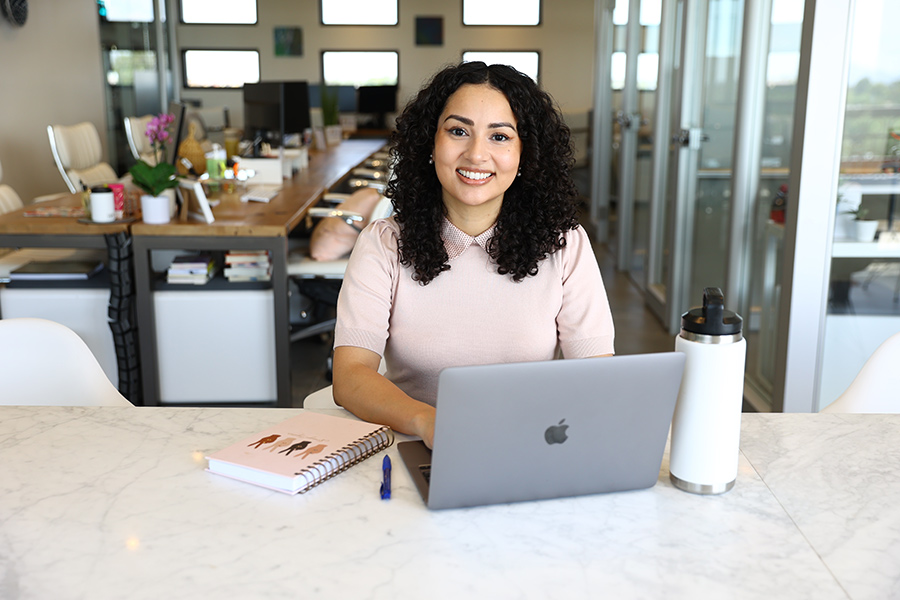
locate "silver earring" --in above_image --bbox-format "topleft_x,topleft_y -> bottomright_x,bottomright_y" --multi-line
429,155 -> 434,164
517,170 -> 522,177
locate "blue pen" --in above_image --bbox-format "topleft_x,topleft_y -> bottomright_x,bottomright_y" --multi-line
380,455 -> 391,500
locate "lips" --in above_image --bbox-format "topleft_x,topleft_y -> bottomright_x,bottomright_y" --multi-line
456,168 -> 494,183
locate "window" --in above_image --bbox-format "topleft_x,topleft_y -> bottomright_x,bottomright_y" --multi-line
182,50 -> 260,89
106,49 -> 157,86
462,0 -> 540,26
101,0 -> 156,22
610,51 -> 658,91
322,51 -> 398,87
181,0 -> 257,24
462,51 -> 539,83
320,0 -> 398,25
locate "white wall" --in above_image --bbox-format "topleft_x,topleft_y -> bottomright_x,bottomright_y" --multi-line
0,0 -> 107,204
0,0 -> 597,204
179,0 -> 597,129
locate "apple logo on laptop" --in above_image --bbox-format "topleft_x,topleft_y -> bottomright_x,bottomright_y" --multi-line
544,419 -> 569,445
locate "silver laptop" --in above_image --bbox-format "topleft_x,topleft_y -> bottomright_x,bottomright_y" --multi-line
398,352 -> 685,510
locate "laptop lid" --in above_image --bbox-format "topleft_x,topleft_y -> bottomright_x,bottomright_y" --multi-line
401,352 -> 685,510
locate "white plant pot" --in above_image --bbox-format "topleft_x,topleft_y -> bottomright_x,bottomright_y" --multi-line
141,194 -> 172,224
324,125 -> 343,146
854,220 -> 879,242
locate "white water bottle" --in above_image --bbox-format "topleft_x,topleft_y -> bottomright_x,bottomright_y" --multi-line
669,288 -> 746,495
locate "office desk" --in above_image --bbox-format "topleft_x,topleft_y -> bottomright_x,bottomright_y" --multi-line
1,407 -> 897,599
131,139 -> 386,407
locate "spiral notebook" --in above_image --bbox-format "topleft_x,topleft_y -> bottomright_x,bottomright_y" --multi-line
206,412 -> 394,494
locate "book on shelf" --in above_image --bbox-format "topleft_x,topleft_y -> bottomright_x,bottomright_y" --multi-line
9,260 -> 104,281
225,250 -> 271,265
166,253 -> 216,284
223,265 -> 272,277
206,411 -> 394,494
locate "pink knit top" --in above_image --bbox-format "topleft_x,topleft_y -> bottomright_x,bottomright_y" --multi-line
334,217 -> 615,406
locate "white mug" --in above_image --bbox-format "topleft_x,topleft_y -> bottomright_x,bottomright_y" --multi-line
90,190 -> 116,223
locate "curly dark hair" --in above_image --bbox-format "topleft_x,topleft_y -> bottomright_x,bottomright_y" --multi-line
387,61 -> 580,285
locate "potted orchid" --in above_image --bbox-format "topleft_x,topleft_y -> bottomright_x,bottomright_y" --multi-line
129,113 -> 180,224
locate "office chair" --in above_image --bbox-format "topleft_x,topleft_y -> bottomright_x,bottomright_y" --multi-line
47,122 -> 120,193
0,158 -> 24,215
124,114 -> 157,165
822,331 -> 900,413
0,318 -> 132,406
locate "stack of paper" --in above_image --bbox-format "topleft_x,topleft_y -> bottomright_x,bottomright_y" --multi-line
223,250 -> 271,282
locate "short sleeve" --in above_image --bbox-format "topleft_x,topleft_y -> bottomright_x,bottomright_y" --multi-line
556,226 -> 615,357
333,218 -> 400,356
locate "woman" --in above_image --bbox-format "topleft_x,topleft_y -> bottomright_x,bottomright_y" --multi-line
332,62 -> 614,448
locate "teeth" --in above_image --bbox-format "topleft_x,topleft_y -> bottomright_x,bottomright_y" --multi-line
458,169 -> 492,181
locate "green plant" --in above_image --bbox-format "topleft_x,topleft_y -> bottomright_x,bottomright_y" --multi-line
321,86 -> 340,127
128,113 -> 180,197
849,207 -> 871,221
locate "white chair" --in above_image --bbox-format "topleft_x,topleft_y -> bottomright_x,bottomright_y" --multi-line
0,318 -> 132,406
47,122 -> 119,193
822,331 -> 900,413
303,385 -> 342,409
124,114 -> 158,165
0,158 -> 24,215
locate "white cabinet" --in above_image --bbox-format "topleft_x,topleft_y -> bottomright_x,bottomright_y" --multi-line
154,289 -> 277,403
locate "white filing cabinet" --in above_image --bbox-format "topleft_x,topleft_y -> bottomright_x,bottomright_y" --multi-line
153,289 -> 277,403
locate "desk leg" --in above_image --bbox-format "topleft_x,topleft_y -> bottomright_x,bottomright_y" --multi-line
133,236 -> 161,406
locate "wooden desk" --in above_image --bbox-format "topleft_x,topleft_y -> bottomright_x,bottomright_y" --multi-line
0,194 -> 130,246
1,407 -> 898,599
132,139 -> 386,407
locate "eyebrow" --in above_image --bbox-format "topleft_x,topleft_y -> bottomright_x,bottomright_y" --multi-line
443,114 -> 517,131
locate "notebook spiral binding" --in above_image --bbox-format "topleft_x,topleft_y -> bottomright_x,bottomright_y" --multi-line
294,426 -> 394,493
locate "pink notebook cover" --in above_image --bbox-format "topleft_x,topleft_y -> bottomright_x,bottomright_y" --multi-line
206,412 -> 392,494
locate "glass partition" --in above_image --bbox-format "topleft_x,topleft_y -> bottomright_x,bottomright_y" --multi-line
743,0 -> 804,410
819,0 -> 900,409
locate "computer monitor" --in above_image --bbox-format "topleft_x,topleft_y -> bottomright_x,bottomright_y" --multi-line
308,84 -> 357,112
357,85 -> 397,129
243,81 -> 312,152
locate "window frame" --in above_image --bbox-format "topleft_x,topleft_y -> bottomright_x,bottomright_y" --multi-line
461,50 -> 542,85
179,0 -> 259,25
181,48 -> 261,89
320,49 -> 400,88
318,0 -> 399,26
461,0 -> 542,27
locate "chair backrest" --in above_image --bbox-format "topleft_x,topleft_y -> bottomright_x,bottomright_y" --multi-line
822,331 -> 900,413
124,115 -> 157,165
0,318 -> 131,406
47,122 -> 118,193
0,159 -> 24,215
0,184 -> 23,215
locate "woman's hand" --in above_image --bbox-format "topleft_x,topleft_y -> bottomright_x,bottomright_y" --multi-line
409,406 -> 436,449
333,346 -> 436,447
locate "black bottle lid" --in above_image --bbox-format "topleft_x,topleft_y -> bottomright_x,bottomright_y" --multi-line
681,287 -> 743,336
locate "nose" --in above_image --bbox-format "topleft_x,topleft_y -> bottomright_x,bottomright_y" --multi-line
464,135 -> 489,163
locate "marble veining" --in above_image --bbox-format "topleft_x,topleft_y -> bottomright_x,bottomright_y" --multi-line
2,407 -> 897,599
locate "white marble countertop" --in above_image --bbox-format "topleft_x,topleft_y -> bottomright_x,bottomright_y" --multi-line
1,407 -> 897,600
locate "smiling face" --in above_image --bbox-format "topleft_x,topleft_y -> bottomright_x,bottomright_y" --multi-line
433,83 -> 522,234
